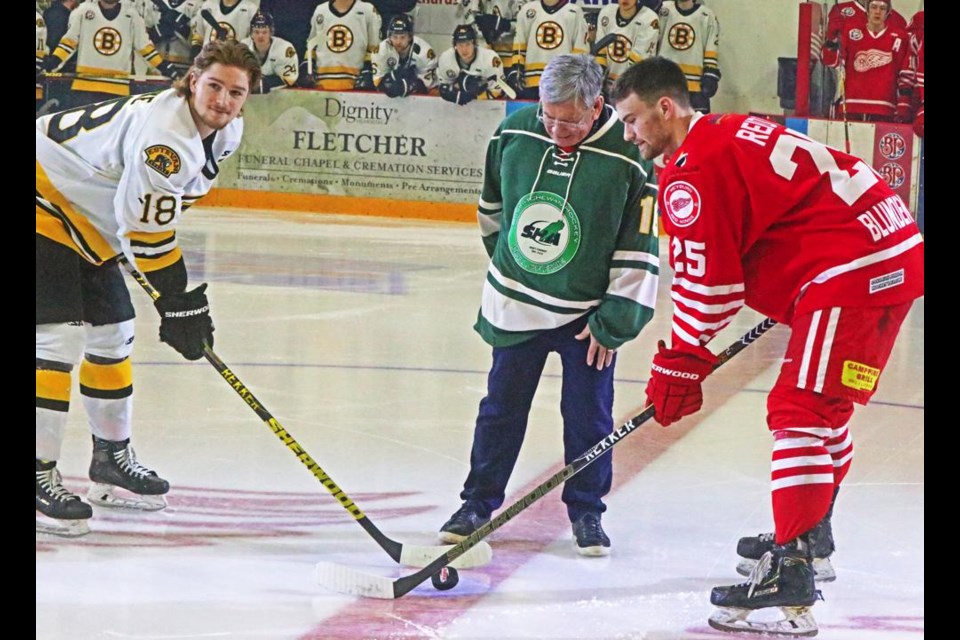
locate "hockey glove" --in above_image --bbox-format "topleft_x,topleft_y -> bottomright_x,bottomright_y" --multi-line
154,283 -> 215,361
355,63 -> 375,90
157,60 -> 182,81
41,54 -> 61,73
439,82 -> 474,105
507,65 -> 525,93
475,14 -> 510,43
458,72 -> 486,96
645,341 -> 717,427
700,70 -> 720,98
379,70 -> 415,98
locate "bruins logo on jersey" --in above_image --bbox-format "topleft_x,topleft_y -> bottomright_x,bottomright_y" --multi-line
536,22 -> 564,50
666,22 -> 696,51
607,35 -> 632,63
37,16 -> 46,28
144,145 -> 182,178
327,25 -> 354,52
286,46 -> 295,58
95,27 -> 123,56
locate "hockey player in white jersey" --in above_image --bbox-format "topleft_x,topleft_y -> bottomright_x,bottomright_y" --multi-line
437,23 -> 509,105
510,0 -> 589,99
140,0 -> 201,75
474,0 -> 526,62
37,9 -> 48,108
306,0 -> 381,91
41,0 -> 180,99
594,0 -> 659,96
36,40 -> 261,538
373,14 -> 438,98
240,10 -> 298,92
657,0 -> 720,113
190,0 -> 259,50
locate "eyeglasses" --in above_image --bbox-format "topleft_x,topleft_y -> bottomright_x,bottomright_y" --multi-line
536,102 -> 596,131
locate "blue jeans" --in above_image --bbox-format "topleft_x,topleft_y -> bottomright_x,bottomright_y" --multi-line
459,315 -> 615,523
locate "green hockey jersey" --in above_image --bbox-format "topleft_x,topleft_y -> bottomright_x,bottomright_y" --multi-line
475,103 -> 660,348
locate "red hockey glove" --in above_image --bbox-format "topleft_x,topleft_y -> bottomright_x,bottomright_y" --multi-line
645,341 -> 717,426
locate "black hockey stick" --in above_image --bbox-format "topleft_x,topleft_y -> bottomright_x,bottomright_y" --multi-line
590,33 -> 619,56
200,8 -> 230,41
316,318 -> 779,598
120,257 -> 492,569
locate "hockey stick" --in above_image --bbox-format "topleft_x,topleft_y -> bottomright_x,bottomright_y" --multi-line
838,64 -> 851,154
119,257 -> 492,569
492,75 -> 517,100
200,8 -> 230,41
590,33 -> 619,57
316,318 -> 780,598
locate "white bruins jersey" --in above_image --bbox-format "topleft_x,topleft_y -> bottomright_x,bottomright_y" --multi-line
478,0 -> 529,63
307,0 -> 381,91
373,36 -> 438,90
436,45 -> 508,99
36,89 -> 243,272
138,0 -> 201,67
513,0 -> 589,88
657,0 -> 719,92
240,35 -> 299,90
49,1 -> 166,95
595,4 -> 659,87
191,0 -> 259,46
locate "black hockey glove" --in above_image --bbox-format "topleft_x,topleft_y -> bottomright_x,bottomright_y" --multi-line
253,74 -> 285,94
700,70 -> 720,98
507,64 -> 525,93
41,54 -> 61,73
458,72 -> 486,96
154,283 -> 214,361
355,62 -> 374,90
379,71 -> 411,98
439,82 -> 475,105
157,60 -> 182,80
475,14 -> 510,43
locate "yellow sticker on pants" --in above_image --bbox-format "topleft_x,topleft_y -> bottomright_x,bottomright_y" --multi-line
842,360 -> 880,391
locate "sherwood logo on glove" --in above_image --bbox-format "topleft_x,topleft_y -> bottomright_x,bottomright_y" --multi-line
650,363 -> 703,380
162,306 -> 209,318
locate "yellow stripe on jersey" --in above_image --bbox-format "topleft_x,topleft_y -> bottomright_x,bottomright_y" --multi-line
136,245 -> 183,273
36,161 -> 115,265
71,76 -> 132,96
37,368 -> 71,411
80,359 -> 133,398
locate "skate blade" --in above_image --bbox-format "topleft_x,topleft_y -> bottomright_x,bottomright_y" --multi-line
36,513 -> 90,538
737,557 -> 836,583
87,483 -> 168,511
708,606 -> 818,637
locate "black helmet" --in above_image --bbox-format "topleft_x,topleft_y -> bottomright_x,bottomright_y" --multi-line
452,24 -> 477,44
387,14 -> 414,37
250,11 -> 274,31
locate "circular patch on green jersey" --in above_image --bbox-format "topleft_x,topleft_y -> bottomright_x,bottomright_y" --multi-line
508,191 -> 581,274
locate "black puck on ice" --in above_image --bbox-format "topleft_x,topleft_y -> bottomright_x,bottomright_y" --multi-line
431,566 -> 459,591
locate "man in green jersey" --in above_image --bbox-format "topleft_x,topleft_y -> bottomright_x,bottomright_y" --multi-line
438,53 -> 660,556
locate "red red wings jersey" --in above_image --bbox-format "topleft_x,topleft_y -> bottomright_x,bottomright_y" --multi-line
825,1 -> 906,44
657,113 -> 924,354
824,26 -> 910,118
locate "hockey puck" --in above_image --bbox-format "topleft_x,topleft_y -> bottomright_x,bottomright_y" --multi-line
430,566 -> 459,591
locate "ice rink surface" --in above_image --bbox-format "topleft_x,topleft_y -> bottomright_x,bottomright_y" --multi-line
37,209 -> 924,639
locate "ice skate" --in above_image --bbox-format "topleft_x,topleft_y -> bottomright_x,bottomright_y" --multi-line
709,539 -> 822,637
36,459 -> 92,537
87,436 -> 169,511
736,516 -> 836,582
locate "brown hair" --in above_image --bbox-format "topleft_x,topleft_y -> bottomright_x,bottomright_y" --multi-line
610,56 -> 692,109
174,40 -> 262,98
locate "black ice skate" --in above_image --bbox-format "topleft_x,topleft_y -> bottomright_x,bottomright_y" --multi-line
36,459 -> 92,537
709,539 -> 822,637
736,516 -> 836,582
87,436 -> 169,511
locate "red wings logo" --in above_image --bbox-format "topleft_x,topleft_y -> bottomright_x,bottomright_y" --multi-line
663,181 -> 701,228
853,49 -> 893,72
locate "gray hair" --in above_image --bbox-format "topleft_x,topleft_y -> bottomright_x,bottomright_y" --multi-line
539,54 -> 603,108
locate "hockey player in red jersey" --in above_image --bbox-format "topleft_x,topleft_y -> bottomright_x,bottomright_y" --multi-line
824,0 -> 906,49
611,57 -> 923,636
821,0 -> 912,122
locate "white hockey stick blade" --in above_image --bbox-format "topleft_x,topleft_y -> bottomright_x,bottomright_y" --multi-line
398,540 -> 493,568
494,77 -> 517,100
315,562 -> 399,599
